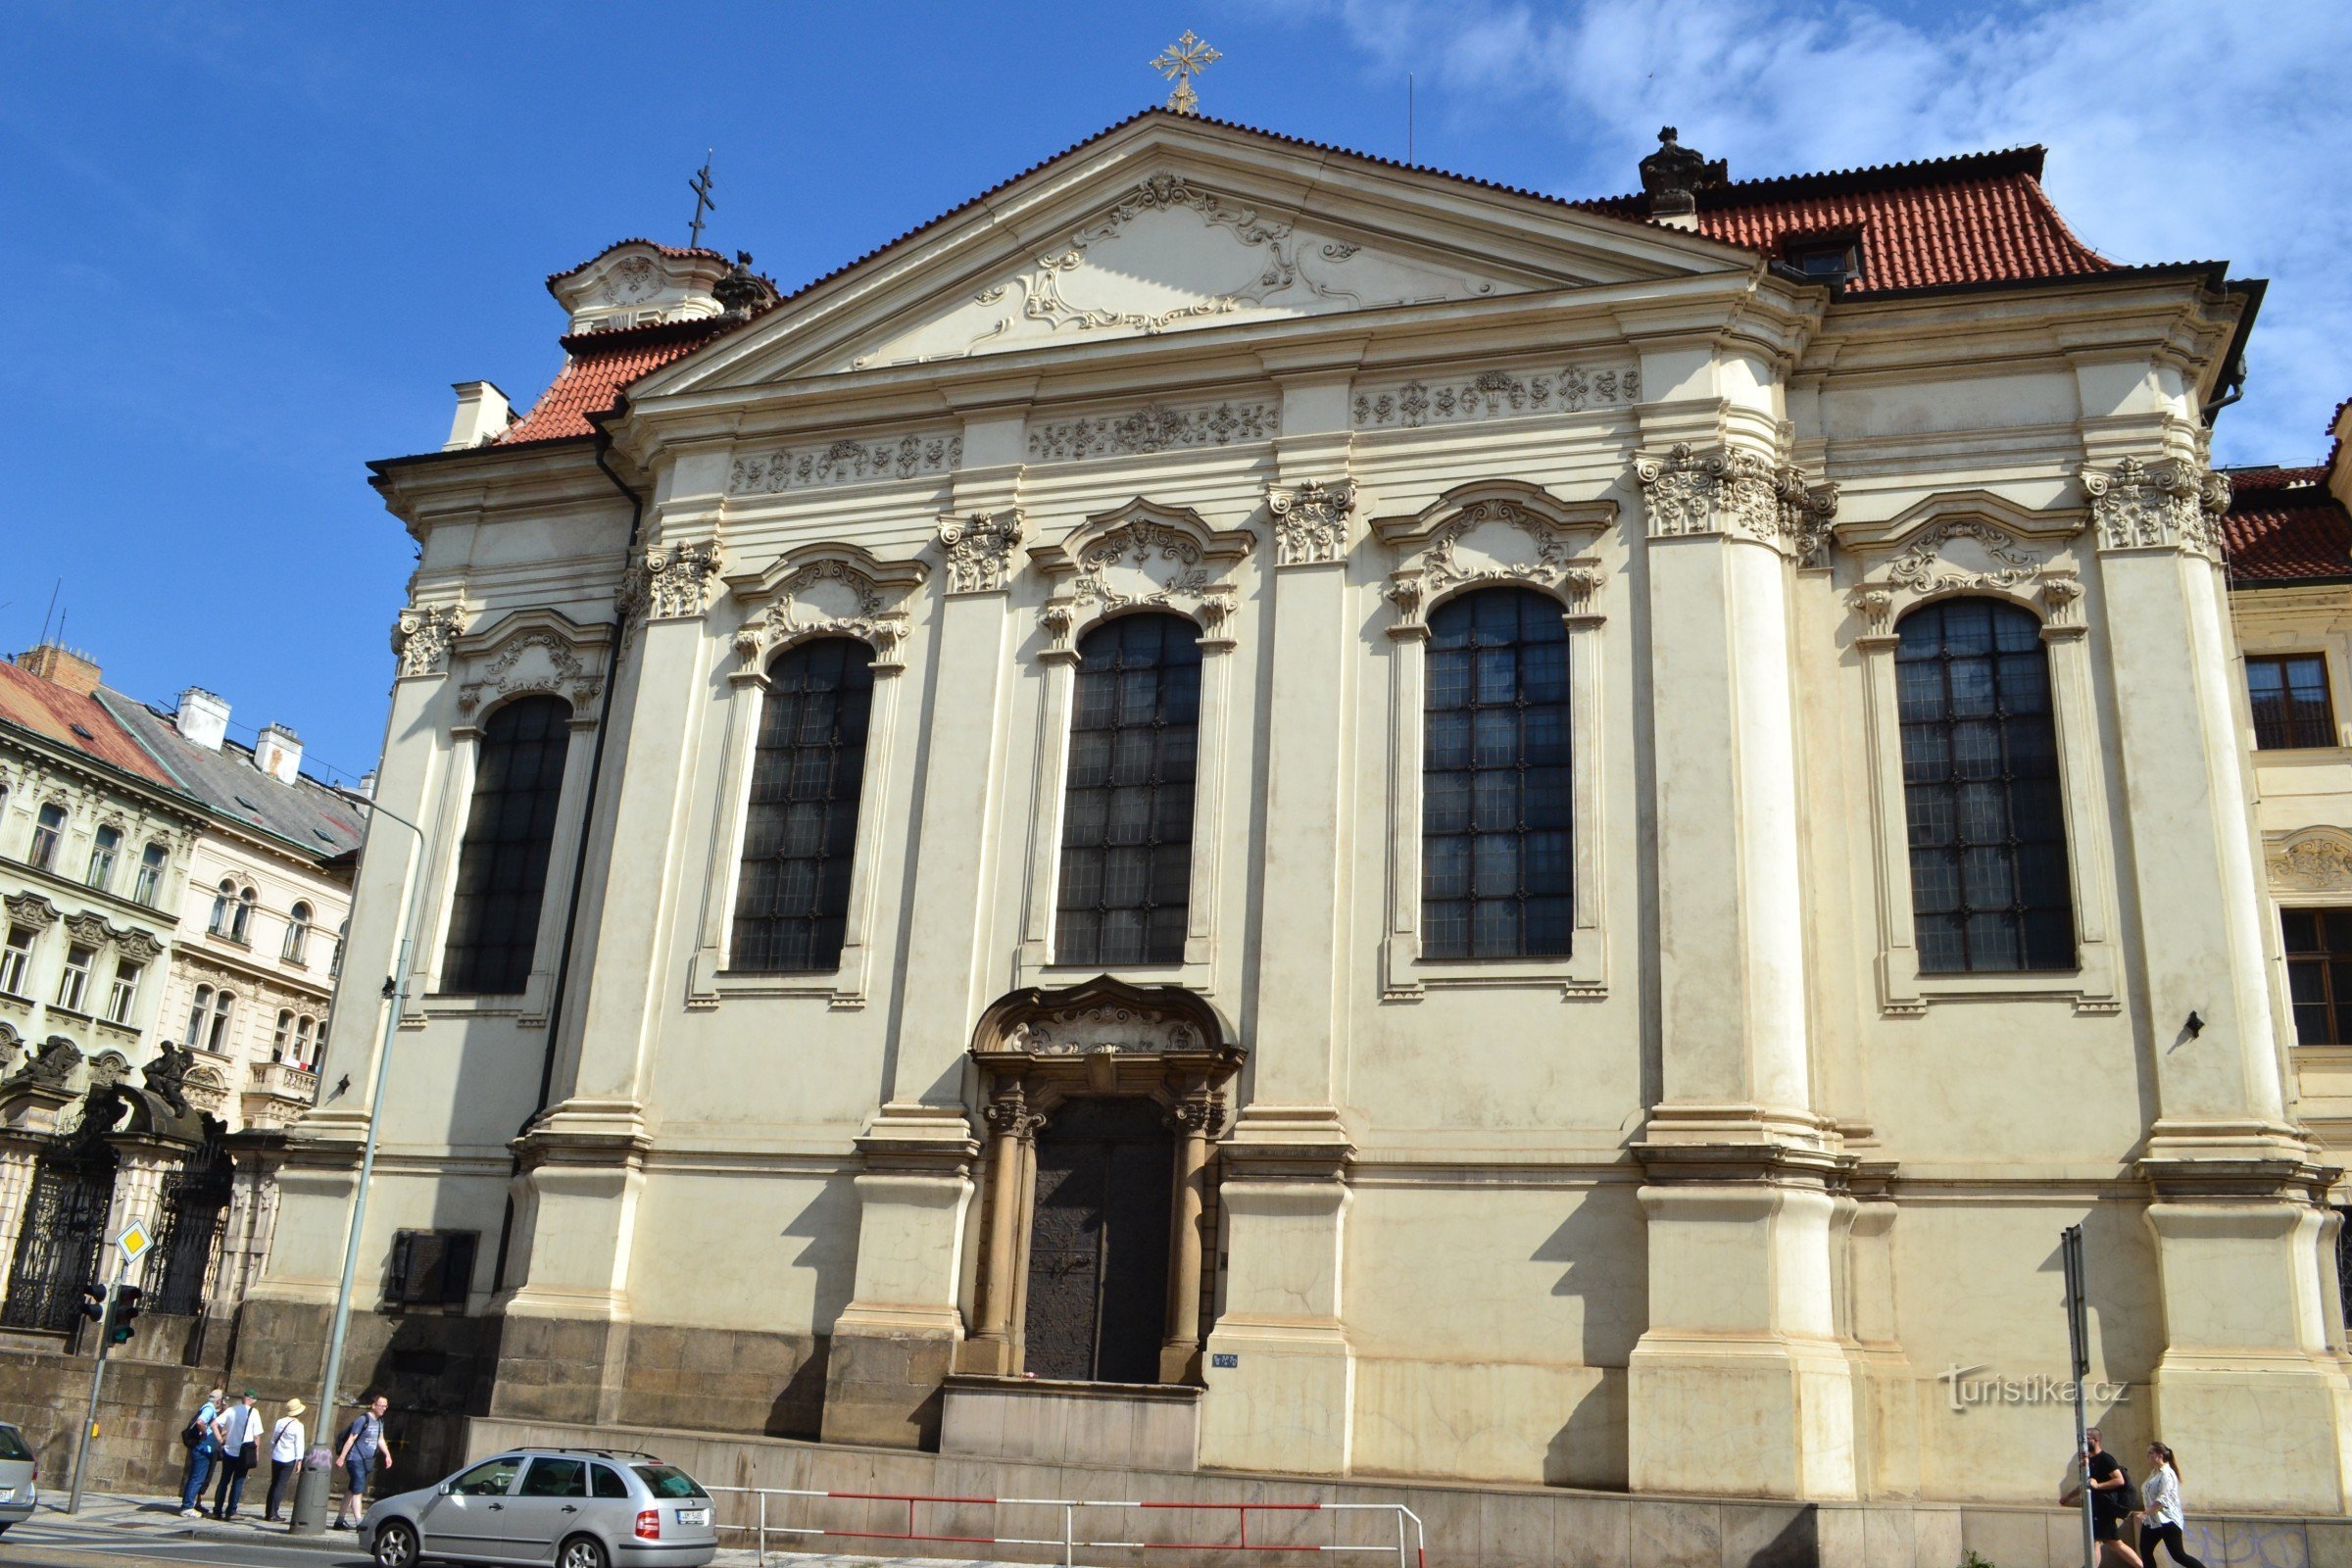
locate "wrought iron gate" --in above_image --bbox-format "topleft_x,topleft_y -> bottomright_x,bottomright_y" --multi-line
0,1127 -> 118,1333
146,1127 -> 232,1315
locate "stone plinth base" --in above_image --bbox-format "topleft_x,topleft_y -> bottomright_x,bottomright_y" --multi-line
941,1374 -> 1200,1472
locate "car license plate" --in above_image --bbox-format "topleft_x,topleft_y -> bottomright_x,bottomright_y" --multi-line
678,1507 -> 709,1526
0,1488 -> 14,1502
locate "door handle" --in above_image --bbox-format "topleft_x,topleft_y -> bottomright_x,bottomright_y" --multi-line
562,1505 -> 577,1513
487,1501 -> 503,1510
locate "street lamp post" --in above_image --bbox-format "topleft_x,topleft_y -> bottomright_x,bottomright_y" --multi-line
290,785 -> 425,1537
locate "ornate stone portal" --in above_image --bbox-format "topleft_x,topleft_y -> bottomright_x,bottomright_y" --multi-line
960,979 -> 1241,1387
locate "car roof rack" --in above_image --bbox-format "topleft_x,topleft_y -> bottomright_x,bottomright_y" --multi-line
542,1447 -> 665,1462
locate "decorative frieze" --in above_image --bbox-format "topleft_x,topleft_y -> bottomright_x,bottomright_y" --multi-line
1027,399 -> 1278,464
620,541 -> 724,622
1267,479 -> 1356,566
726,429 -> 963,495
1352,362 -> 1642,430
938,511 -> 1026,594
2,894 -> 58,931
391,603 -> 466,678
1886,521 -> 2037,596
2269,830 -> 2352,893
1002,1002 -> 1208,1056
2083,456 -> 2230,560
1636,443 -> 1837,558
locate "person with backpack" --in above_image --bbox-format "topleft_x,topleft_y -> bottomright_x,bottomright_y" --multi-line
263,1397 -> 306,1524
2077,1427 -> 2146,1568
209,1391 -> 262,1520
176,1387 -> 225,1518
2140,1442 -> 2211,1568
330,1395 -> 392,1531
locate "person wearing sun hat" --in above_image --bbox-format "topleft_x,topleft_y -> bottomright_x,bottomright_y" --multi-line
264,1396 -> 307,1523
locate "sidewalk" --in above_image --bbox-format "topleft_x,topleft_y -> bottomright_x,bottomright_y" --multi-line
27,1489 -> 1004,1568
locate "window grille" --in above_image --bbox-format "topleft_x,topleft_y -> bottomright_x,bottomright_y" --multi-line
1421,588 -> 1574,959
386,1229 -> 477,1308
2248,654 -> 2337,751
1055,614 -> 1200,967
730,640 -> 874,973
1896,598 -> 2075,973
440,696 -> 572,996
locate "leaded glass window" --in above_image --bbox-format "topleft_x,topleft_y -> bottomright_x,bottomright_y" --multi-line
1422,588 -> 1573,959
1896,598 -> 2074,973
730,639 -> 874,973
440,695 -> 571,996
1055,614 -> 1200,967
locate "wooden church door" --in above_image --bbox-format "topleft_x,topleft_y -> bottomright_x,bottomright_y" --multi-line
1021,1097 -> 1174,1384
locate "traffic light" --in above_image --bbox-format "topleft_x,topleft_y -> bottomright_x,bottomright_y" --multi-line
78,1283 -> 106,1326
104,1285 -> 142,1347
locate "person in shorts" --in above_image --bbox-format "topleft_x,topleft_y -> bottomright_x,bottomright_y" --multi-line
2079,1428 -> 2146,1568
330,1395 -> 392,1530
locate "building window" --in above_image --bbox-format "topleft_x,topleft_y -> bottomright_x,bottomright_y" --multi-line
440,695 -> 572,996
54,945 -> 94,1013
2248,654 -> 2336,751
209,879 -> 233,937
1422,588 -> 1574,960
206,989 -> 234,1053
386,1229 -> 478,1308
1897,598 -> 2075,973
106,960 -> 141,1025
282,902 -> 312,963
730,640 -> 875,974
294,1015 -> 315,1067
272,1008 -> 295,1060
329,919 -> 346,979
29,804 -> 64,871
185,984 -> 213,1046
0,926 -> 32,997
2281,908 -> 2352,1044
230,886 -> 255,943
1055,613 -> 1201,967
132,843 -> 167,906
85,826 -> 120,892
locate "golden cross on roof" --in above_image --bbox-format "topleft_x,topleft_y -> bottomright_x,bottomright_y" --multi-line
1152,29 -> 1220,116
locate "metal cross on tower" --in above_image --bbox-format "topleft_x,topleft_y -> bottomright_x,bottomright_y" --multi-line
1151,30 -> 1220,116
687,153 -> 717,250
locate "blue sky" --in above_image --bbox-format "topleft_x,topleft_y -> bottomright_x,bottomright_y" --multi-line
5,0 -> 2346,779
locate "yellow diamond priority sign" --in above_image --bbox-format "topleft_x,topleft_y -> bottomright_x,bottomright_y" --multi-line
116,1223 -> 151,1266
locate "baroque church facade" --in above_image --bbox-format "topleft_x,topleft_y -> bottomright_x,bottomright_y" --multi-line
252,113 -> 2352,1516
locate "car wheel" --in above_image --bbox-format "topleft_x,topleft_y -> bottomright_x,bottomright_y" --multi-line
371,1518 -> 418,1568
557,1534 -> 610,1568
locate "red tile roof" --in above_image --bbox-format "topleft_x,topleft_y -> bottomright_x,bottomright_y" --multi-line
0,659 -> 176,785
498,318 -> 731,445
490,113 -> 2188,446
2223,470 -> 2352,584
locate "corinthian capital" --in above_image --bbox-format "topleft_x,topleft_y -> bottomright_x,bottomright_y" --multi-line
392,602 -> 466,678
2083,456 -> 2226,561
1637,443 -> 1830,558
938,510 -> 1025,594
623,540 -> 724,622
1267,478 -> 1356,566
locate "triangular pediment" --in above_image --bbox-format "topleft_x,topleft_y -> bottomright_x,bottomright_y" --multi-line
645,113 -> 1756,395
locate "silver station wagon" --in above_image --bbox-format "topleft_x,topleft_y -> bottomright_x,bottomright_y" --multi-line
0,1421 -> 35,1533
366,1448 -> 718,1568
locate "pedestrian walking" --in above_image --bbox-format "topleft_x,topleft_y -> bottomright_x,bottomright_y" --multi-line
264,1397 -> 307,1523
176,1386 -> 225,1517
331,1395 -> 392,1530
2070,1427 -> 2146,1568
210,1391 -> 262,1520
2140,1443 -> 2211,1568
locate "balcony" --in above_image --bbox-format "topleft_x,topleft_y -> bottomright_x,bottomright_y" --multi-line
241,1058 -> 320,1129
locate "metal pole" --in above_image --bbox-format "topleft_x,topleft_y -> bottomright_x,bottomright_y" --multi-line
2061,1225 -> 2096,1568
66,1245 -> 129,1514
297,790 -> 425,1536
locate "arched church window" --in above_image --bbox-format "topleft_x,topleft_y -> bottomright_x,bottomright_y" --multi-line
1055,613 -> 1200,967
439,695 -> 571,996
1896,597 -> 2074,972
1422,587 -> 1573,959
730,639 -> 874,974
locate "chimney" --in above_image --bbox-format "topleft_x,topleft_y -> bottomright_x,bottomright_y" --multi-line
255,723 -> 304,785
17,645 -> 101,696
175,688 -> 230,751
358,769 -> 379,799
444,381 -> 513,451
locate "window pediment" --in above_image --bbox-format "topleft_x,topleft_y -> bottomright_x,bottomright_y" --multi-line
725,544 -> 926,676
451,610 -> 611,717
1031,498 -> 1254,658
1842,496 -> 2086,637
1374,480 -> 1613,634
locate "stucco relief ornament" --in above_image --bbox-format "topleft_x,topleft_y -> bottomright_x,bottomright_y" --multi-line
3,893 -> 59,932
1847,587 -> 1895,637
1267,479 -> 1356,566
734,561 -> 908,670
636,541 -> 724,621
1634,444 -> 1782,545
1003,1005 -> 1204,1056
1424,500 -> 1576,591
2083,457 -> 2227,561
63,911 -> 111,949
458,630 -> 605,715
391,604 -> 465,678
1073,524 -> 1212,611
1887,521 -> 2039,595
2270,833 -> 2352,892
112,928 -> 163,964
938,511 -> 1025,594
1780,471 -> 1840,566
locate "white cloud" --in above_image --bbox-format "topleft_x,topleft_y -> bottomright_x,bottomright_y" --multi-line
1308,0 -> 2352,463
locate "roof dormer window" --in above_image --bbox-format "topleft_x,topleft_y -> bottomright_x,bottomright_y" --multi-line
1787,238 -> 1862,286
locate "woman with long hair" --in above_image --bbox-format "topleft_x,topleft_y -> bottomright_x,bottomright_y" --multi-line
2140,1443 -> 2210,1568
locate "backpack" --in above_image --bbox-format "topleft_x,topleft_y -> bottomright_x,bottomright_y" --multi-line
180,1404 -> 212,1449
